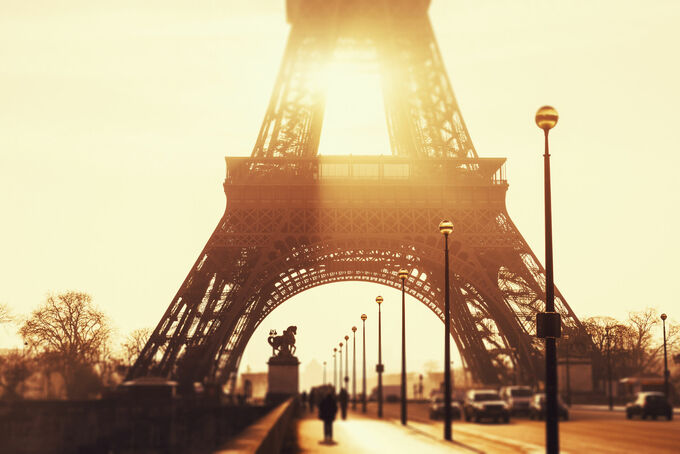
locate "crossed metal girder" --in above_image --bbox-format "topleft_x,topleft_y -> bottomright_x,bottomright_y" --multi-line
252,0 -> 476,159
128,196 -> 585,388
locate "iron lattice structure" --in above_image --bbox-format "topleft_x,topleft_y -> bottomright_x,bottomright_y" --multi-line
129,0 -> 586,387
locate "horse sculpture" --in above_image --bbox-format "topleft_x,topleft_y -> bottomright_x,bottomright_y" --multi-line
268,326 -> 297,357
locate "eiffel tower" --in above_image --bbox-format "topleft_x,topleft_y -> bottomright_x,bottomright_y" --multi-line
128,0 -> 586,387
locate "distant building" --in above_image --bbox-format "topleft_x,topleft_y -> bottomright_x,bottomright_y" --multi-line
619,375 -> 675,400
237,372 -> 268,400
558,356 -> 593,392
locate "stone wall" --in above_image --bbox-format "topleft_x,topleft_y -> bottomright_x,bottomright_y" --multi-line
0,399 -> 271,454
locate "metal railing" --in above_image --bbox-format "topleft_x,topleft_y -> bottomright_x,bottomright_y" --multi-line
225,156 -> 507,186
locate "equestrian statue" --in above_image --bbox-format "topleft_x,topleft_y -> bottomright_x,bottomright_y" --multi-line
268,326 -> 297,357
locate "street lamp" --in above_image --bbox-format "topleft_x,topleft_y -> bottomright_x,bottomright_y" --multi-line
323,361 -> 327,385
361,313 -> 367,413
535,105 -> 560,454
605,325 -> 615,411
333,348 -> 337,393
439,219 -> 454,441
352,326 -> 357,410
398,268 -> 409,425
661,313 -> 669,399
344,335 -> 349,392
339,342 -> 343,391
376,295 -> 384,418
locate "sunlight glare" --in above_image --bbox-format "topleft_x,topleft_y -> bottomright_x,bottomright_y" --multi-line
318,60 -> 391,156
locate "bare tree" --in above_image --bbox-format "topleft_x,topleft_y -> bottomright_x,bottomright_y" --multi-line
626,308 -> 661,373
0,351 -> 32,401
582,316 -> 619,352
584,309 -> 680,378
19,291 -> 111,398
0,303 -> 12,325
122,328 -> 151,367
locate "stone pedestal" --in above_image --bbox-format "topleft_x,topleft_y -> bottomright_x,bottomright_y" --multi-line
266,355 -> 300,405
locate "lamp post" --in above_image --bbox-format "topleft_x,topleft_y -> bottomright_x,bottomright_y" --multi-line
361,313 -> 367,413
605,326 -> 614,411
344,335 -> 349,392
333,348 -> 337,393
323,361 -> 327,385
352,326 -> 357,410
661,313 -> 669,399
376,295 -> 384,418
439,219 -> 454,441
339,342 -> 343,391
564,337 -> 572,407
398,268 -> 409,425
535,105 -> 560,454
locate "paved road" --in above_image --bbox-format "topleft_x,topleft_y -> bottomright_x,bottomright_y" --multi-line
358,402 -> 680,453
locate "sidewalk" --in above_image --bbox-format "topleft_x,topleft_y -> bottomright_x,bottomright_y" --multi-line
295,410 -> 543,453
571,404 -> 680,414
296,411 -> 476,453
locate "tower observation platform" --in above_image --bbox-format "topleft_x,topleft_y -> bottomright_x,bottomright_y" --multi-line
224,156 -> 507,208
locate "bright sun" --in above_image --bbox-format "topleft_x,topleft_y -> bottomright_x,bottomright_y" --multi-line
318,60 -> 392,156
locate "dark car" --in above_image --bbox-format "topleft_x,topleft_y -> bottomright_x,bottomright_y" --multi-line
463,390 -> 510,423
625,392 -> 673,420
528,393 -> 569,421
429,394 -> 462,420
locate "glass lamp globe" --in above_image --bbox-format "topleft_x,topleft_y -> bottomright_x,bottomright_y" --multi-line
439,220 -> 454,235
535,105 -> 559,130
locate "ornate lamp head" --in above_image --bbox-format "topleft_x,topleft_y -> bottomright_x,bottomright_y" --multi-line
344,335 -> 349,341
535,105 -> 559,131
361,313 -> 367,321
339,342 -> 343,348
352,326 -> 357,332
398,268 -> 409,281
376,296 -> 383,305
439,220 -> 453,235
661,313 -> 667,321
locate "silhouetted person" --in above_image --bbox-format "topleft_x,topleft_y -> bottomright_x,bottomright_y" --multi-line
300,391 -> 307,412
308,388 -> 316,412
338,388 -> 349,420
318,391 -> 338,442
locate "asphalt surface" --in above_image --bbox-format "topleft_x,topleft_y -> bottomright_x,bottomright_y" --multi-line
352,401 -> 680,453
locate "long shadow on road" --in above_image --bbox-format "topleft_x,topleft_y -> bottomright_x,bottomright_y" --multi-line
294,406 -> 484,453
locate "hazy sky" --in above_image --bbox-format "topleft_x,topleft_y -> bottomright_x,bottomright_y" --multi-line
1,1 -> 679,385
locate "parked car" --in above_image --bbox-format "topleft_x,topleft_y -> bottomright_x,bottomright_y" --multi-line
463,390 -> 510,423
499,386 -> 534,416
528,393 -> 569,421
117,377 -> 178,400
429,394 -> 462,420
625,392 -> 673,420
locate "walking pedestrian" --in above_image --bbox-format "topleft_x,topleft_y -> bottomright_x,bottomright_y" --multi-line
308,388 -> 316,412
338,387 -> 349,420
300,390 -> 307,412
318,390 -> 338,443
